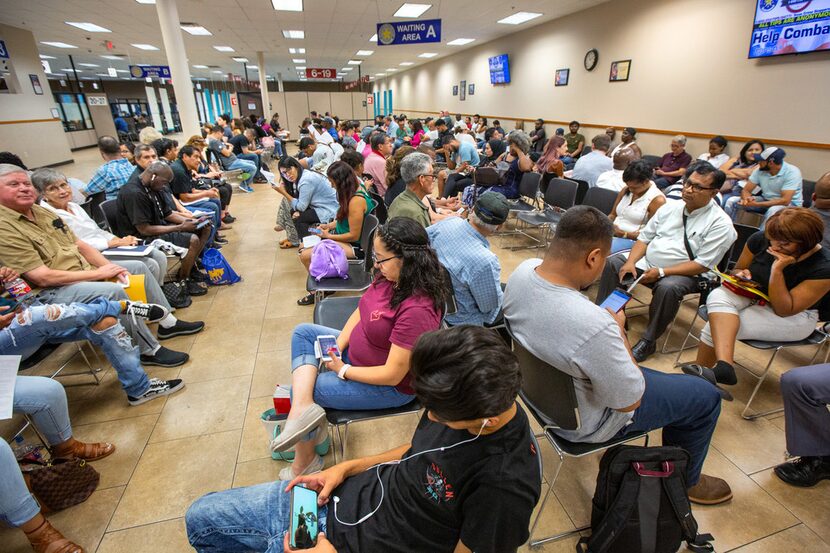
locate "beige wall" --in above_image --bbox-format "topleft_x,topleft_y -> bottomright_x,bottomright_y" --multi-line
375,0 -> 830,179
0,24 -> 72,167
268,91 -> 373,132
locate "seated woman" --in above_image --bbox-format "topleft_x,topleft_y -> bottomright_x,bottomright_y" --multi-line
534,135 -> 566,178
270,217 -> 446,478
406,119 -> 425,148
382,145 -> 416,206
608,159 -> 666,254
697,135 -> 729,170
718,139 -> 764,203
184,136 -> 235,225
486,131 -> 533,200
296,161 -> 376,305
441,139 -> 505,201
272,157 -> 339,249
683,208 -> 830,389
32,168 -> 169,285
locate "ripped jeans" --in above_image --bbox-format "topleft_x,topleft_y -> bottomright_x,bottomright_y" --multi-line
0,298 -> 150,398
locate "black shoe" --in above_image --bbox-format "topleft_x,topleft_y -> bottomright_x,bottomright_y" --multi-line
214,236 -> 229,245
222,214 -> 237,224
680,363 -> 734,401
253,176 -> 268,183
297,293 -> 315,306
140,346 -> 189,367
631,339 -> 656,363
157,319 -> 205,340
186,279 -> 208,296
774,456 -> 830,487
190,269 -> 209,283
124,301 -> 168,323
128,378 -> 185,405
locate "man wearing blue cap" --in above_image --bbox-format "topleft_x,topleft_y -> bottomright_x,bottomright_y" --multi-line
723,146 -> 803,228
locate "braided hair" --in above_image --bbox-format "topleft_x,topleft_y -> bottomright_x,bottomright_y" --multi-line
377,218 -> 447,311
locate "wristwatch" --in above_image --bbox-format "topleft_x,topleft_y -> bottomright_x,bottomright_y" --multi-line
337,364 -> 351,380
658,268 -> 666,279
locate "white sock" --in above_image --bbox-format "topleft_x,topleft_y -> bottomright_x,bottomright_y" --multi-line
159,314 -> 178,328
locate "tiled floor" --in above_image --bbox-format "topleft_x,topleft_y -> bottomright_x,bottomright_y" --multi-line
2,140 -> 828,552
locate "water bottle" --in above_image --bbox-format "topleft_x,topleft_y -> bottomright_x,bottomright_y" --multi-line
3,277 -> 36,308
12,436 -> 42,461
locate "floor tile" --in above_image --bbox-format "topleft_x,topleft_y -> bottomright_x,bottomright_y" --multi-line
729,524 -> 830,552
751,468 -> 830,543
238,396 -> 279,463
97,518 -> 193,553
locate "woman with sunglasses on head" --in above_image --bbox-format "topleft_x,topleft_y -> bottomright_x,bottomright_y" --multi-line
683,208 -> 830,391
273,157 -> 339,249
271,217 -> 447,479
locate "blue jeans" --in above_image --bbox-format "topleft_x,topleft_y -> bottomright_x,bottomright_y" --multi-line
611,237 -> 635,254
291,323 -> 414,411
229,158 -> 257,186
617,368 -> 721,486
237,153 -> 263,179
1,375 -> 75,527
187,480 -> 328,553
0,299 -> 150,398
186,198 -> 221,245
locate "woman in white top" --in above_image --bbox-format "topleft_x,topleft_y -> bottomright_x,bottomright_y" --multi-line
697,136 -> 730,170
32,168 -> 168,284
608,159 -> 666,254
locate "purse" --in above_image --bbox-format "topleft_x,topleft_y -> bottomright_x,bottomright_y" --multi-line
20,456 -> 100,512
161,280 -> 192,309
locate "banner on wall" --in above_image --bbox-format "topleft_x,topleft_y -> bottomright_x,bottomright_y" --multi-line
376,18 -> 441,46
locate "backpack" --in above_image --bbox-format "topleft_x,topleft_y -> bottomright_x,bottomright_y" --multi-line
577,445 -> 714,553
201,247 -> 242,285
309,239 -> 349,281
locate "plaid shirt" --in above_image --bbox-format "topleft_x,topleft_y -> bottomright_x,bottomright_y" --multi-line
84,158 -> 135,199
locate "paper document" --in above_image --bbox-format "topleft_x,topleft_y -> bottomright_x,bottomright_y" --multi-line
0,356 -> 21,420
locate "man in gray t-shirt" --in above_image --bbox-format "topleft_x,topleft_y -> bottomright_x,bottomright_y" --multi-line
504,205 -> 732,505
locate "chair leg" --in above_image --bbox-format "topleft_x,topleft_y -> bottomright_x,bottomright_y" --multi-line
673,311 -> 702,367
341,421 -> 350,460
741,348 -> 783,420
528,445 -> 590,547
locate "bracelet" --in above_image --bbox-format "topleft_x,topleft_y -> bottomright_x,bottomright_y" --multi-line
337,364 -> 351,380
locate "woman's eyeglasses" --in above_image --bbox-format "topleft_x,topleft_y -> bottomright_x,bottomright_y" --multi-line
372,253 -> 401,265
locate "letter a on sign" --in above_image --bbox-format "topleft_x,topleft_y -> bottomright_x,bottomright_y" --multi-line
426,25 -> 437,39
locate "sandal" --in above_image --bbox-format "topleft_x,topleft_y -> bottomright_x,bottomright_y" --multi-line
52,439 -> 116,462
297,293 -> 315,306
680,364 -> 733,401
25,518 -> 84,553
280,240 -> 298,249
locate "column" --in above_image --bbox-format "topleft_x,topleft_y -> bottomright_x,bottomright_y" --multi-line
256,51 -> 270,117
154,0 -> 200,138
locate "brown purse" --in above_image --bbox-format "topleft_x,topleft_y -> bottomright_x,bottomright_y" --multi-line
20,456 -> 100,512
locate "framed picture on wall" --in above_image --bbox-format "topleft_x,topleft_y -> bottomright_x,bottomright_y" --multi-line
29,74 -> 43,95
609,60 -> 631,82
468,83 -> 475,95
453,85 -> 458,96
555,68 -> 569,87
460,80 -> 466,101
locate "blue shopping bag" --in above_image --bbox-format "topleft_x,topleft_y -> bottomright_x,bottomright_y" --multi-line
201,248 -> 242,285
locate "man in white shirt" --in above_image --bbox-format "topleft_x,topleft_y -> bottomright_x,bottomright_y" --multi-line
596,149 -> 635,192
596,161 -> 737,362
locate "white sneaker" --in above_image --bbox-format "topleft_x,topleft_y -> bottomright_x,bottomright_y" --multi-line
279,454 -> 324,481
128,378 -> 184,406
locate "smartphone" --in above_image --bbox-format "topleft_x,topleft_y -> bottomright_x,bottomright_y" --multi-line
289,486 -> 319,549
195,218 -> 212,230
314,335 -> 341,359
308,227 -> 323,236
0,296 -> 20,313
600,289 -> 632,313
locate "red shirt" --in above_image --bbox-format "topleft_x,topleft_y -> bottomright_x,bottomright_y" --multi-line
347,278 -> 442,394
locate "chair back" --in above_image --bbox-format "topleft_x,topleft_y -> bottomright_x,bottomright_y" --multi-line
581,187 -> 619,215
544,178 -> 579,211
98,199 -> 118,233
359,213 -> 379,272
641,155 -> 662,169
367,190 -> 388,224
569,178 -> 590,204
82,190 -> 107,228
518,171 -> 542,202
441,265 -> 458,316
726,223 -> 757,271
581,145 -> 592,156
473,166 -> 500,187
802,180 -> 816,209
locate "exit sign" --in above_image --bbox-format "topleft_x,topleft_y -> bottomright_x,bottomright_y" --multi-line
306,68 -> 336,79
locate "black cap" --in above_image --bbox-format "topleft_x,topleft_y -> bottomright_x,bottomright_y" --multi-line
474,192 -> 510,225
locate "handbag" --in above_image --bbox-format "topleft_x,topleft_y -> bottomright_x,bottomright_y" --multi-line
201,248 -> 242,286
309,240 -> 349,281
161,280 -> 192,309
20,456 -> 100,512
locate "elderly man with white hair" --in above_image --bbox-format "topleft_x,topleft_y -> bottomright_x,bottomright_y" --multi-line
653,134 -> 693,190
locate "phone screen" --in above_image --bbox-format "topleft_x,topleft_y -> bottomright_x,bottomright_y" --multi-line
317,336 -> 340,359
600,290 -> 632,313
290,486 -> 319,549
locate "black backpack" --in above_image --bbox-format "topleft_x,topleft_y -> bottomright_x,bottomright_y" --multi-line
577,445 -> 714,553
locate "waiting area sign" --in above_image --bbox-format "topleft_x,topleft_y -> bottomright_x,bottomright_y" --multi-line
129,65 -> 171,79
377,18 -> 441,45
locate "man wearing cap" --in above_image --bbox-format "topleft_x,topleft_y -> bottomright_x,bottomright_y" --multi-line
723,147 -> 802,227
427,192 -> 508,326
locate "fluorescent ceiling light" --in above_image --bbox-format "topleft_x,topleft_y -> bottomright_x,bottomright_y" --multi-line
386,68 -> 396,71
115,69 -> 129,73
135,0 -> 155,3
356,50 -> 373,56
497,11 -> 543,25
41,41 -> 77,48
61,68 -> 82,72
296,66 -> 306,70
393,3 -> 431,18
212,70 -> 223,74
100,54 -> 123,60
95,73 -> 111,77
66,22 -> 111,32
180,24 -> 212,36
288,47 -> 306,54
375,72 -> 386,76
193,64 -> 208,68
347,59 -> 362,65
447,38 -> 475,46
292,58 -> 306,63
399,61 -> 413,66
271,0 -> 303,10
39,54 -> 57,59
78,63 -> 100,67
131,43 -> 159,50
340,67 -> 353,71
370,34 -> 378,42
213,45 -> 234,52
417,52 -> 437,58
282,30 -> 305,39
266,75 -> 273,79
251,66 -> 259,71
232,57 -> 248,62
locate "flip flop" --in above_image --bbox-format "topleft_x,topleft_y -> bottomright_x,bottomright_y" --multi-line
681,364 -> 733,401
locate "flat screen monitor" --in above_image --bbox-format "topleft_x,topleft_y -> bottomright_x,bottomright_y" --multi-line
749,0 -> 830,58
488,54 -> 510,84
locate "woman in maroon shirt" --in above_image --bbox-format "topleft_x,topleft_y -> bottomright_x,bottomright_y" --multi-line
271,218 -> 447,478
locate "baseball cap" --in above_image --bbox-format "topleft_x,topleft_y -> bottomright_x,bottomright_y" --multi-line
754,147 -> 785,164
475,192 -> 510,225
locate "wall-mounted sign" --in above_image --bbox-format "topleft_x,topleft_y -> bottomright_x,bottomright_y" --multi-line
87,95 -> 108,106
377,18 -> 441,46
41,60 -> 52,74
50,108 -> 60,119
366,94 -> 373,105
29,74 -> 43,95
247,103 -> 256,110
107,67 -> 118,77
129,65 -> 171,79
231,96 -> 238,106
306,68 -> 336,79
0,40 -> 8,59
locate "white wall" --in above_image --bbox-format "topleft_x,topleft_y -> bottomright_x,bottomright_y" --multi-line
268,91 -> 372,132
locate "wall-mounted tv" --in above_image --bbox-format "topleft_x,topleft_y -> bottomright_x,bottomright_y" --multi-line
488,54 -> 511,84
749,0 -> 830,59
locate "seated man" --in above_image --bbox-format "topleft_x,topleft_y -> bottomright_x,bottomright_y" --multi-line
84,135 -> 135,200
653,135 -> 693,190
504,205 -> 732,505
387,153 -> 435,228
207,125 -> 257,192
773,363 -> 830,487
596,148 -> 635,192
0,266 -> 184,405
115,162 -> 211,294
186,325 -> 542,553
529,118 -> 547,155
437,136 -> 480,198
562,120 -> 586,167
810,171 -> 830,250
298,136 -> 336,171
170,145 -> 224,246
723,147 -> 802,228
572,134 -> 613,187
0,164 -> 203,367
427,192 -> 508,326
596,162 -> 737,362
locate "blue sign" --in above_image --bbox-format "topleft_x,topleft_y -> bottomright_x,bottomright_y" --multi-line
129,65 -> 171,79
376,18 -> 441,46
0,40 -> 9,59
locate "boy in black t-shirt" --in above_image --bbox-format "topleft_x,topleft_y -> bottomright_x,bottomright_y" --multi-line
186,326 -> 541,553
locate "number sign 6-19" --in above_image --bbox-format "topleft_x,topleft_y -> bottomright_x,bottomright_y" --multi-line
306,68 -> 336,79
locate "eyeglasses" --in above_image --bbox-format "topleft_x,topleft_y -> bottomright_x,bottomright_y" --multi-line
372,253 -> 401,265
420,173 -> 438,180
682,180 -> 718,192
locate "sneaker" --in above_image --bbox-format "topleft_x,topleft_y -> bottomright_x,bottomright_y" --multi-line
279,454 -> 324,481
186,279 -> 208,296
223,214 -> 237,224
688,474 -> 733,505
124,301 -> 168,323
239,184 -> 254,193
157,319 -> 205,340
128,378 -> 185,405
140,346 -> 189,367
214,236 -> 229,245
190,269 -> 209,283
774,456 -> 830,487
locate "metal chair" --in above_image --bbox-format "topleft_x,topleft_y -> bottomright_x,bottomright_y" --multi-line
512,178 -> 578,251
81,191 -> 107,228
98,199 -> 118,233
367,190 -> 388,224
569,178 -> 590,205
802,179 -> 816,209
580,186 -> 618,215
19,341 -> 104,386
641,155 -> 662,169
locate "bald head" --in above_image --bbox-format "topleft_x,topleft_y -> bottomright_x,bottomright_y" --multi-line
814,171 -> 830,208
613,148 -> 635,171
140,161 -> 173,192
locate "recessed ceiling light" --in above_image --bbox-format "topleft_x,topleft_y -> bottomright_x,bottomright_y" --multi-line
78,63 -> 100,67
251,66 -> 259,71
288,47 -> 306,54
386,68 -> 397,71
447,38 -> 475,46
393,3 -> 431,18
39,54 -> 57,59
212,70 -> 223,74
375,72 -> 386,76
66,22 -> 111,33
347,59 -> 362,65
41,41 -> 77,49
356,50 -> 373,56
180,23 -> 212,36
213,45 -> 234,52
193,64 -> 208,69
131,43 -> 159,50
417,52 -> 437,58
399,61 -> 414,66
271,0 -> 303,10
369,34 -> 378,42
135,0 -> 155,3
232,57 -> 248,62
340,67 -> 353,71
115,69 -> 129,73
282,30 -> 305,39
497,11 -> 543,25
61,68 -> 82,72
296,66 -> 306,70
100,54 -> 124,60
292,58 -> 306,63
